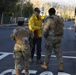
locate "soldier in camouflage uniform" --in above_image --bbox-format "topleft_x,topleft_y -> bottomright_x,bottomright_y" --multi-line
74,16 -> 76,37
10,17 -> 32,75
41,8 -> 64,72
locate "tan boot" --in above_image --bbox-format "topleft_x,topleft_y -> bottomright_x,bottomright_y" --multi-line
25,67 -> 29,75
41,62 -> 48,69
16,69 -> 20,75
59,63 -> 63,72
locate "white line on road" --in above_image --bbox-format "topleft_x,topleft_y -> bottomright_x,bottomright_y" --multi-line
0,69 -> 37,75
0,53 -> 10,60
0,52 -> 13,60
0,69 -> 71,75
58,72 -> 71,75
0,69 -> 13,75
0,52 -> 76,60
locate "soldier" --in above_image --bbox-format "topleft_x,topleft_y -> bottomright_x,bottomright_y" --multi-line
41,8 -> 64,72
74,16 -> 76,37
10,17 -> 32,75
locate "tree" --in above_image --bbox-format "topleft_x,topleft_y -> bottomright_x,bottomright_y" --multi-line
0,0 -> 18,24
0,0 -> 19,13
23,2 -> 33,18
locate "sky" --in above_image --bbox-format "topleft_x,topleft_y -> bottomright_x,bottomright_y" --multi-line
41,0 -> 76,5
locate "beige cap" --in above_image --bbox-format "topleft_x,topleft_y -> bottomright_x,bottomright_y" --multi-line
18,17 -> 25,21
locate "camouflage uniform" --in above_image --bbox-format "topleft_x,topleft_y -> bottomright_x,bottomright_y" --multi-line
10,26 -> 32,71
43,15 -> 64,66
74,16 -> 76,36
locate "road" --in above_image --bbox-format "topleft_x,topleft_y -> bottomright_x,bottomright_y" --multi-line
0,21 -> 76,75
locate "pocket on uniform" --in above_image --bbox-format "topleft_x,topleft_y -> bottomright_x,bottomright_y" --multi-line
13,51 -> 21,59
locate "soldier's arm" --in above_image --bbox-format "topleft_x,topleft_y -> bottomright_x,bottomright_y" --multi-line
43,18 -> 55,38
10,29 -> 16,40
43,19 -> 51,38
28,30 -> 34,41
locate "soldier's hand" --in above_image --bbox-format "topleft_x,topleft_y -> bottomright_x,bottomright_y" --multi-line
40,27 -> 43,30
74,24 -> 76,29
42,24 -> 44,28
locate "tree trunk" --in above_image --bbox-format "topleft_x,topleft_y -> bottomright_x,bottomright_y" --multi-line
1,13 -> 3,24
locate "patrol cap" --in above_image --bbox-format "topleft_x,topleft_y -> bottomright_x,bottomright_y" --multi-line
18,17 -> 25,22
34,7 -> 40,13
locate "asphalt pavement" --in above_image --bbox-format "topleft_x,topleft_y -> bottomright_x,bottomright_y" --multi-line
0,21 -> 76,75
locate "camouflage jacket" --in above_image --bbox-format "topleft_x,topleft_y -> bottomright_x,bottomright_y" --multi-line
43,15 -> 64,39
10,26 -> 34,45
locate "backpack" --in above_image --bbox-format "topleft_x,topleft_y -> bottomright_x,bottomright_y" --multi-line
51,16 -> 64,36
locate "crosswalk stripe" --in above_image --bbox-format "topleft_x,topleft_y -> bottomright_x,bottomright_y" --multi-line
0,52 -> 76,59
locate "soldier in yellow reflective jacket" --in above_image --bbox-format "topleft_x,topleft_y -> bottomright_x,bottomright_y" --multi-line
28,7 -> 43,63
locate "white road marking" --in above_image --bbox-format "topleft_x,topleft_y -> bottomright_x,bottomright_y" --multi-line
0,52 -> 76,60
63,27 -> 75,30
0,69 -> 13,75
0,53 -> 10,60
62,51 -> 76,53
40,71 -> 53,75
58,72 -> 71,75
0,69 -> 37,75
0,69 -> 71,75
22,70 -> 37,74
0,52 -> 13,54
34,54 -> 76,59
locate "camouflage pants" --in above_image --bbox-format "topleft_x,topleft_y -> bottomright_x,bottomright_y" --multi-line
44,37 -> 63,65
13,43 -> 30,70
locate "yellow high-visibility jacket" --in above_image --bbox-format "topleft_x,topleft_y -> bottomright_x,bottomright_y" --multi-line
28,14 -> 43,37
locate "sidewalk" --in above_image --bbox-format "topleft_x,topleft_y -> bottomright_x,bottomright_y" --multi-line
0,23 -> 28,28
0,23 -> 28,27
0,23 -> 17,27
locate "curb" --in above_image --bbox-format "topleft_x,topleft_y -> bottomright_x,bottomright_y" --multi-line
0,24 -> 17,27
0,24 -> 5,27
0,23 -> 28,27
0,24 -> 28,28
